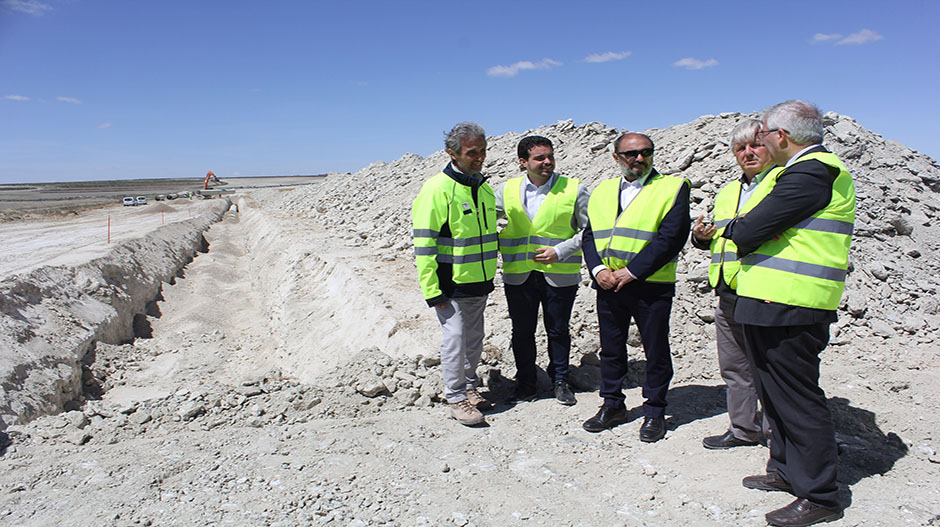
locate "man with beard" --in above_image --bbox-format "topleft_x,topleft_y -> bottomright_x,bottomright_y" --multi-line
581,132 -> 690,442
412,122 -> 497,426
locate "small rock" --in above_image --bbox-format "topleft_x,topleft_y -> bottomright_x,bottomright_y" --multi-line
65,410 -> 88,429
177,402 -> 205,420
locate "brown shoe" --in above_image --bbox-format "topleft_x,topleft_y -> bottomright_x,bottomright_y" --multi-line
765,498 -> 843,526
743,472 -> 794,494
450,399 -> 485,426
465,388 -> 492,409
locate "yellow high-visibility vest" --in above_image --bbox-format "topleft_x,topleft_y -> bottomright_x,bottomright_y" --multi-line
587,173 -> 689,283
498,176 -> 582,282
707,166 -> 783,289
735,152 -> 855,310
412,171 -> 497,301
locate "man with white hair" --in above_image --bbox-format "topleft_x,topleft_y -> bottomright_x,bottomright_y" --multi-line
692,118 -> 780,450
723,100 -> 855,526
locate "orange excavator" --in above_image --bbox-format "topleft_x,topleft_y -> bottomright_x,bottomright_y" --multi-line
203,171 -> 221,190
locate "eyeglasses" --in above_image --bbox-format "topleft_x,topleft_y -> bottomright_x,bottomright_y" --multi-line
615,148 -> 654,159
757,128 -> 788,138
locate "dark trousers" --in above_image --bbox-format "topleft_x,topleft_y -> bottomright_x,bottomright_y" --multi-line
596,282 -> 674,418
504,272 -> 578,390
742,322 -> 840,509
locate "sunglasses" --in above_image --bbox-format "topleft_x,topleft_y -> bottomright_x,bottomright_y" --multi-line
615,148 -> 654,159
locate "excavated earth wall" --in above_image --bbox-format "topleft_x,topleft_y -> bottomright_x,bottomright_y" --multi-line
236,195 -> 433,381
0,199 -> 230,429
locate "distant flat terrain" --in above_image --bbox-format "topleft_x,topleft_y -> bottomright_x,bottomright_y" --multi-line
0,175 -> 326,217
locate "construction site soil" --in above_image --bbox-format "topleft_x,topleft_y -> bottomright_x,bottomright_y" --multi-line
0,115 -> 938,526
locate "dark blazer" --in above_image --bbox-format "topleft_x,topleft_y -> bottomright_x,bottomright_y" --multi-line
583,170 -> 691,284
724,145 -> 842,325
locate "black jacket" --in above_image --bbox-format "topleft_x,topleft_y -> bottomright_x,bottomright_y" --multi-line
723,145 -> 841,326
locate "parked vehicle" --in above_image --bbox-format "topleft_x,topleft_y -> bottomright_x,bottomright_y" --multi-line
155,195 -> 166,201
123,197 -> 136,206
136,196 -> 147,206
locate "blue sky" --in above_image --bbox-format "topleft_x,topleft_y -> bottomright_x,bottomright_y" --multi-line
1,0 -> 937,184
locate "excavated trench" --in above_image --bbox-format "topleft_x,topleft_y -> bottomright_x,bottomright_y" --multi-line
0,200 -> 229,429
0,194 -> 436,431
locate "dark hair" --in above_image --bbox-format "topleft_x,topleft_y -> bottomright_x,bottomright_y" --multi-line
517,135 -> 553,160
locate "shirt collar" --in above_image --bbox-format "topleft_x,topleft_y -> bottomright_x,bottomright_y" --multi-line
621,170 -> 652,189
740,164 -> 776,187
524,172 -> 556,190
785,144 -> 823,167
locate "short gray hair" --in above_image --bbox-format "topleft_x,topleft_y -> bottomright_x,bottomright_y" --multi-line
728,119 -> 762,148
444,122 -> 486,153
762,100 -> 824,145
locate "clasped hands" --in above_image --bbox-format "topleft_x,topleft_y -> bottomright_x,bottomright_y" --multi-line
595,268 -> 634,292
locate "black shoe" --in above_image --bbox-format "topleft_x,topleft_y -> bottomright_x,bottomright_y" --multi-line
554,381 -> 576,406
765,498 -> 843,527
742,472 -> 794,494
703,430 -> 760,450
507,386 -> 538,404
638,416 -> 666,442
582,405 -> 627,432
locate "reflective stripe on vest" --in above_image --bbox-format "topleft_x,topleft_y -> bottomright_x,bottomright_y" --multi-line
412,171 -> 498,300
707,166 -> 783,289
498,176 -> 582,280
735,152 -> 855,310
587,174 -> 688,283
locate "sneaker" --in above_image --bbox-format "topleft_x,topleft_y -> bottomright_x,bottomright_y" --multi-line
450,399 -> 485,426
465,388 -> 492,409
554,381 -> 576,406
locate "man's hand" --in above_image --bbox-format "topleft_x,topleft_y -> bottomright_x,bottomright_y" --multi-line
692,214 -> 717,242
533,247 -> 558,264
595,268 -> 618,290
612,268 -> 635,292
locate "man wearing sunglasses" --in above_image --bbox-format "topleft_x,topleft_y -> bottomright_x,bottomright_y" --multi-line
580,132 -> 691,443
723,100 -> 854,527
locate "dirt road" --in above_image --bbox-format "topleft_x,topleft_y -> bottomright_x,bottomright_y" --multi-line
0,200 -> 216,279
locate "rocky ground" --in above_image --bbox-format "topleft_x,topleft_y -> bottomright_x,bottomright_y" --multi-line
1,114 -> 939,526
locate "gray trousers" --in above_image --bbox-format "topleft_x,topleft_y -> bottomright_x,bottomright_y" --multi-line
435,296 -> 487,404
716,295 -> 768,441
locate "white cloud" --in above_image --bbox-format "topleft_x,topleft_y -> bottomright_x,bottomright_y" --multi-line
673,58 -> 718,70
1,0 -> 52,15
584,51 -> 632,63
487,58 -> 562,77
98,122 -> 112,129
836,29 -> 884,45
812,33 -> 843,43
4,94 -> 30,101
56,96 -> 81,104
